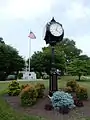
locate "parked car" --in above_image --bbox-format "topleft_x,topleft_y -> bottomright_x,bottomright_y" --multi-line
6,75 -> 16,80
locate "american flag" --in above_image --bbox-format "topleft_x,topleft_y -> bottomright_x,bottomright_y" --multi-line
28,31 -> 36,39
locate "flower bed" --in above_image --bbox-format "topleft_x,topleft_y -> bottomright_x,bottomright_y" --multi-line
46,80 -> 88,114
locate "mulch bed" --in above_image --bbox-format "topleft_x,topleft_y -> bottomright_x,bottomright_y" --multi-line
3,90 -> 90,120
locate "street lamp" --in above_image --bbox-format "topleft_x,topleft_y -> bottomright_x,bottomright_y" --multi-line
44,17 -> 64,94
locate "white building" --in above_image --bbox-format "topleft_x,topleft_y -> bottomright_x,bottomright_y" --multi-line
22,71 -> 36,80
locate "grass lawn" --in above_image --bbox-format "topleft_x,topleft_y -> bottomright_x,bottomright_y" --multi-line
0,97 -> 46,120
0,76 -> 90,120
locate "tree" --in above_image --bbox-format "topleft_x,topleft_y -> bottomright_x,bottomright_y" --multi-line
29,47 -> 65,76
0,37 -> 5,44
85,59 -> 90,75
58,38 -> 82,63
42,46 -> 65,75
29,51 -> 44,77
0,39 -> 25,80
30,38 -> 82,76
67,58 -> 88,81
79,55 -> 90,61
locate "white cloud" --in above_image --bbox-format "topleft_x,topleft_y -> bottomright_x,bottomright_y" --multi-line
0,0 -> 90,57
69,35 -> 90,56
66,1 -> 90,20
0,0 -> 53,20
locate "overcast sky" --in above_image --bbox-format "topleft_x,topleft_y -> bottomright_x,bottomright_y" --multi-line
0,0 -> 90,59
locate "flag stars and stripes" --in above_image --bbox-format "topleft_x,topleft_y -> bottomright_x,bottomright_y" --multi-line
28,31 -> 36,39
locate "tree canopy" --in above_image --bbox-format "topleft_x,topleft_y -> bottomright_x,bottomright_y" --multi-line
0,38 -> 25,80
67,58 -> 89,80
29,38 -> 87,77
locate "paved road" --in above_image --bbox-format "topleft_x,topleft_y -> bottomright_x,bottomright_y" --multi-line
0,79 -> 46,83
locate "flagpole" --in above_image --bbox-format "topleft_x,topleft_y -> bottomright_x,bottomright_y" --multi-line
29,38 -> 31,72
28,31 -> 36,72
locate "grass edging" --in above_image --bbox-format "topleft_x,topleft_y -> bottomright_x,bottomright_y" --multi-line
0,90 -> 46,120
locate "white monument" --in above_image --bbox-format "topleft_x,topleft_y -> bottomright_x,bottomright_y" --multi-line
22,71 -> 36,80
21,60 -> 37,80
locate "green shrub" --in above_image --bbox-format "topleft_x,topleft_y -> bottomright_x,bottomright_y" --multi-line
43,74 -> 49,79
20,85 -> 38,106
20,84 -> 29,90
18,73 -> 23,79
76,86 -> 88,100
66,80 -> 88,100
35,83 -> 45,98
36,72 -> 41,79
8,80 -> 20,96
64,86 -> 72,93
66,80 -> 79,92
